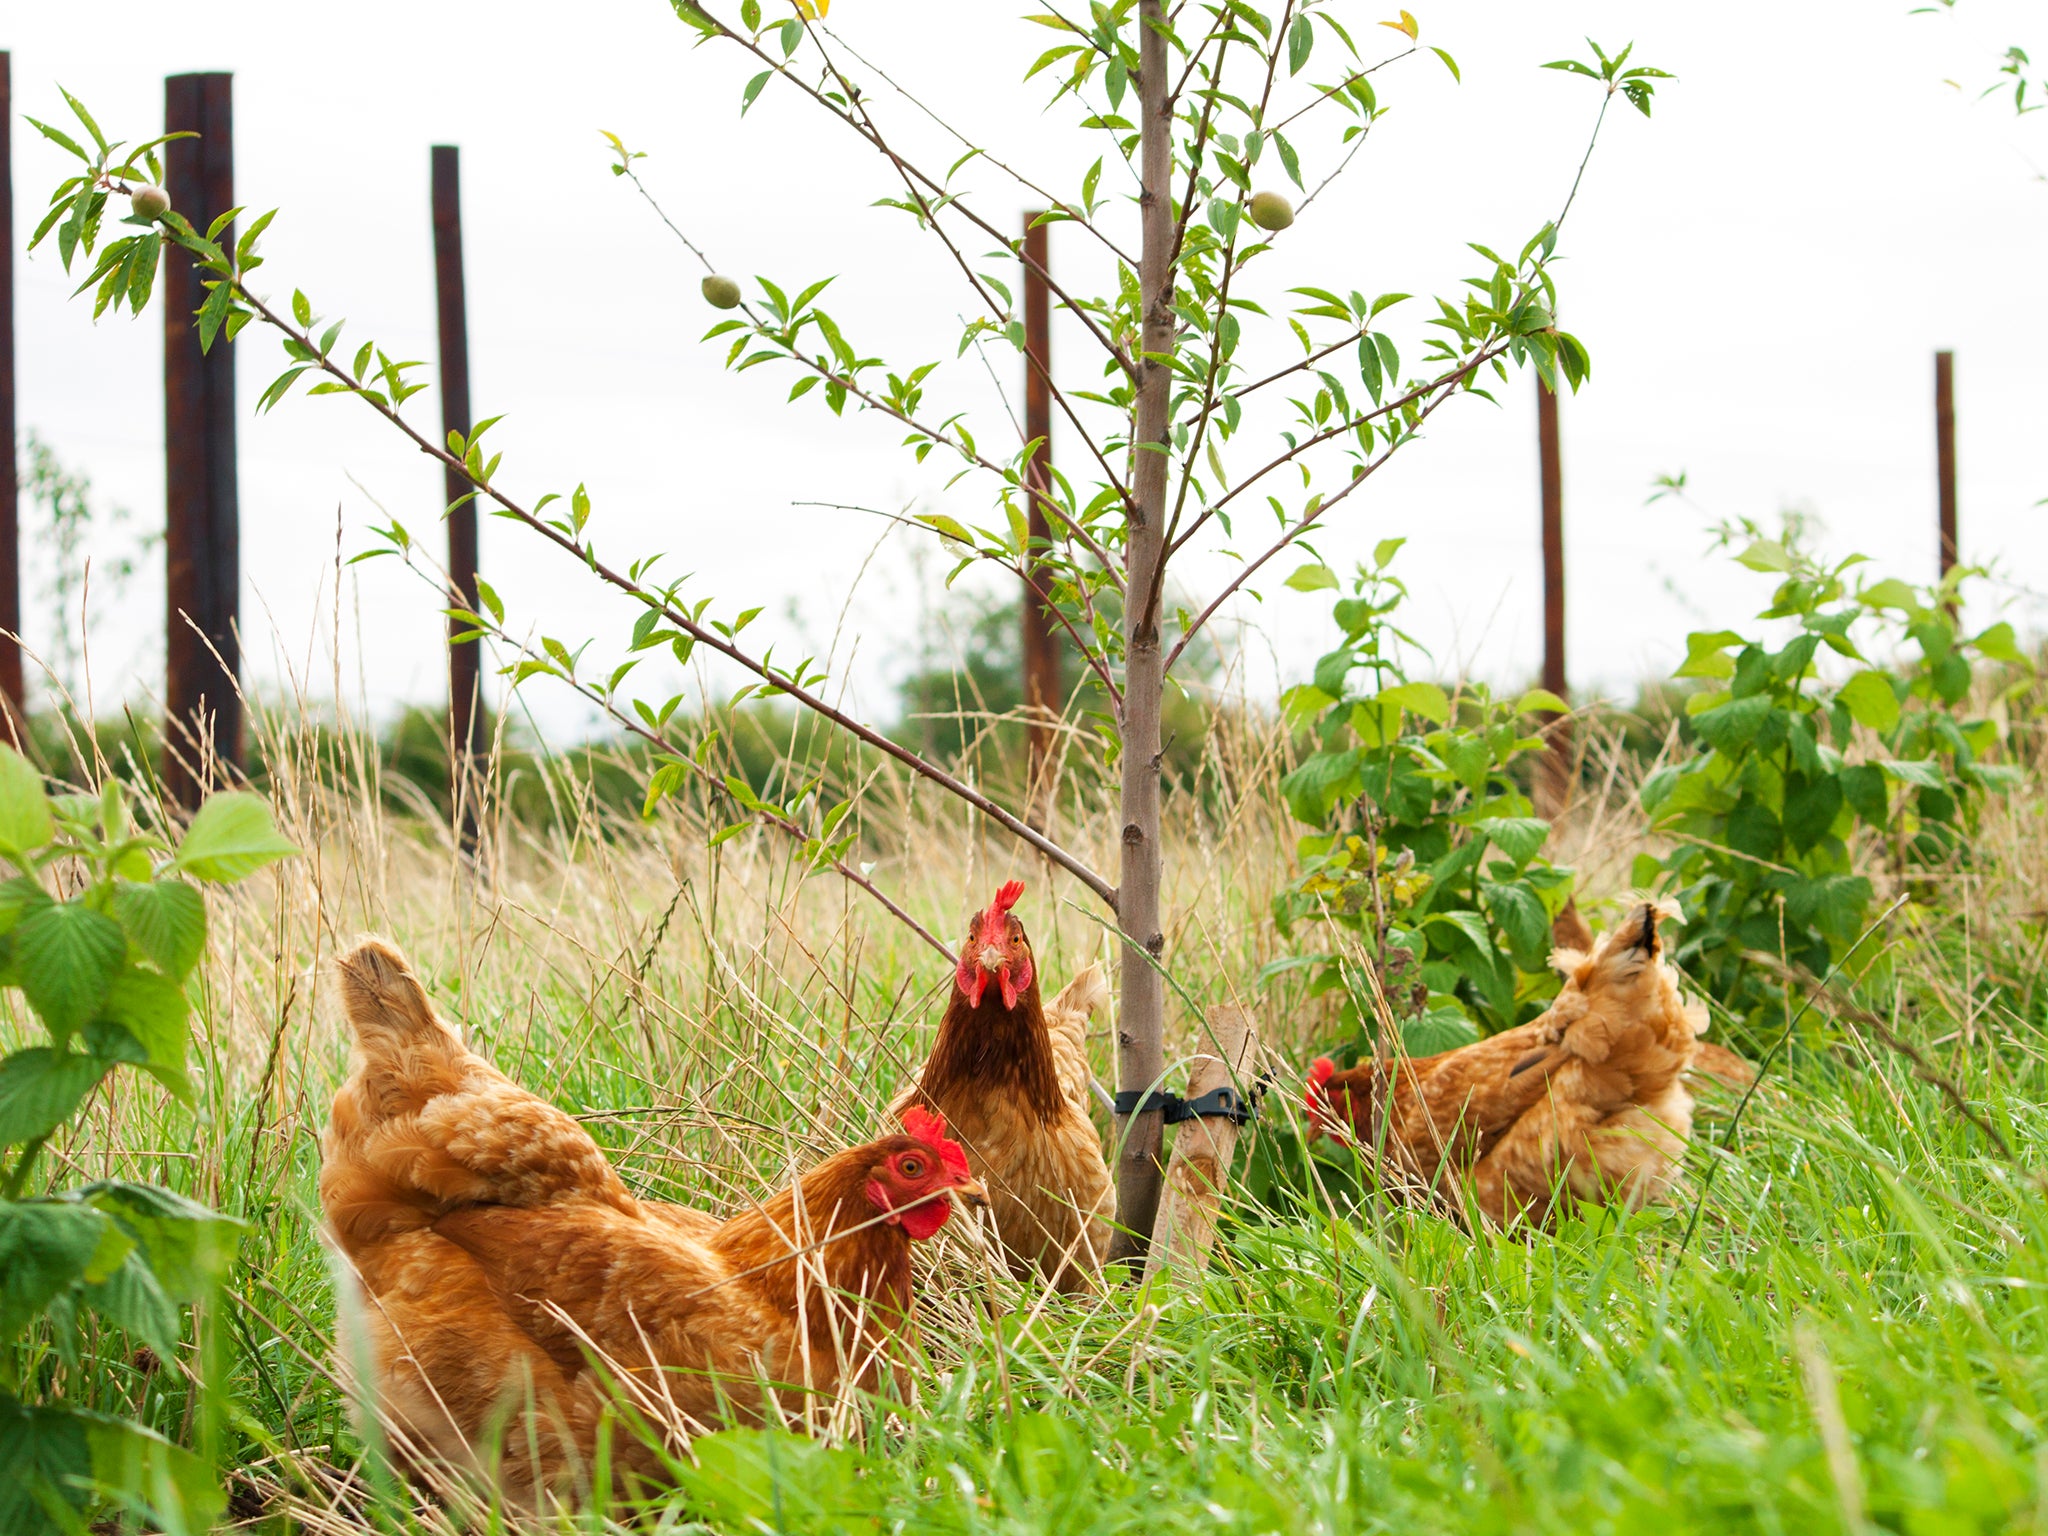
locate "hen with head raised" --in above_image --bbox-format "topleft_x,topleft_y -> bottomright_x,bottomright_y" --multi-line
895,880 -> 1114,1292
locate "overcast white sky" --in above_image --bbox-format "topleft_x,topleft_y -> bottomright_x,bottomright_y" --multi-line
7,2 -> 2046,739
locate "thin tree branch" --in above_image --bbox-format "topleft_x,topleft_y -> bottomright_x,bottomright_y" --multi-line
697,4 -> 1140,380
410,555 -> 957,963
1261,48 -> 1416,139
795,500 -> 1123,708
818,23 -> 1139,271
1162,356 -> 1483,671
1167,338 -> 1512,562
224,281 -> 1119,909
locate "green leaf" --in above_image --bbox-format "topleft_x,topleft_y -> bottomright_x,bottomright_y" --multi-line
917,512 -> 975,545
1514,688 -> 1569,715
1735,539 -> 1793,573
1278,750 -> 1362,826
1480,817 -> 1550,867
0,1049 -> 111,1147
0,747 -> 53,861
1878,758 -> 1946,790
1285,563 -> 1339,593
1673,630 -> 1744,682
171,792 -> 298,882
1482,880 -> 1553,970
1377,681 -> 1450,724
1839,763 -> 1889,827
14,904 -> 126,1040
111,881 -> 208,980
81,1248 -> 179,1359
96,969 -> 191,1093
1783,873 -> 1873,944
84,1182 -> 243,1298
1859,577 -> 1919,613
1782,773 -> 1844,854
1287,11 -> 1313,73
1401,1006 -> 1477,1057
0,1395 -> 93,1536
1837,670 -> 1901,733
85,1405 -> 226,1536
1690,696 -> 1773,754
0,1396 -> 225,1536
1969,620 -> 2028,666
0,1200 -> 126,1339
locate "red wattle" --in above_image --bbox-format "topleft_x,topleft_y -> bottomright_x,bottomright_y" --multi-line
899,1198 -> 952,1241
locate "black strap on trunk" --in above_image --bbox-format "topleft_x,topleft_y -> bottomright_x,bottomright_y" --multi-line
1112,1082 -> 1259,1125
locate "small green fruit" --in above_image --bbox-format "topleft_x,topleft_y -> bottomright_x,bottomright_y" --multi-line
701,274 -> 743,310
131,184 -> 171,221
1247,190 -> 1295,232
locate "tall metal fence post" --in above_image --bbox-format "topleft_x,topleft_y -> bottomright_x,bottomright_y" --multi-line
1935,350 -> 1957,584
0,53 -> 22,732
162,72 -> 240,806
1020,212 -> 1060,824
432,144 -> 483,846
1536,374 -> 1570,814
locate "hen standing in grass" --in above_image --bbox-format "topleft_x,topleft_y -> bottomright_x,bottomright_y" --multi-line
319,939 -> 985,1500
895,880 -> 1114,1293
1306,901 -> 1748,1227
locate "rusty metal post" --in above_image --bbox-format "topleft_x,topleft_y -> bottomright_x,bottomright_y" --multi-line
1935,351 -> 1957,583
162,73 -> 240,805
1536,374 -> 1570,814
432,145 -> 483,841
0,54 -> 22,728
1020,213 -> 1061,823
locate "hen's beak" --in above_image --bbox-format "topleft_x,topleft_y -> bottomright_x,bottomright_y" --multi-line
952,1178 -> 990,1211
977,944 -> 1007,974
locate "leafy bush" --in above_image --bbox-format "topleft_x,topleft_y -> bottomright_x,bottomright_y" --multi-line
1637,523 -> 2029,1038
0,753 -> 294,1534
1270,541 -> 1574,1058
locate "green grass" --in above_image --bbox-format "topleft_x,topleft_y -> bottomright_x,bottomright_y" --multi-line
10,703 -> 2048,1533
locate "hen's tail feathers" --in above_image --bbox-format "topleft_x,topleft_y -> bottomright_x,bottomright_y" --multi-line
338,940 -> 465,1070
1049,963 -> 1109,1021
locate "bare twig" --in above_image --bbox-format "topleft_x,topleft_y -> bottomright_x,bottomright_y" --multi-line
218,279 -> 1118,908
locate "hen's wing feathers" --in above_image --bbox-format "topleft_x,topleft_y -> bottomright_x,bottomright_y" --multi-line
1041,963 -> 1109,1119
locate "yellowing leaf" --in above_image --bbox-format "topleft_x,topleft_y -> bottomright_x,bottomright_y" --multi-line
795,0 -> 828,16
1380,10 -> 1419,40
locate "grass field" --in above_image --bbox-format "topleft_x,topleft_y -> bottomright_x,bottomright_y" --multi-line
15,698 -> 2048,1533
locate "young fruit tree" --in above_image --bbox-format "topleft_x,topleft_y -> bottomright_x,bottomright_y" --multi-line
31,8 -> 1664,1258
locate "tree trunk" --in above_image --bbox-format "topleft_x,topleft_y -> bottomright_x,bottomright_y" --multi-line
1108,0 -> 1173,1265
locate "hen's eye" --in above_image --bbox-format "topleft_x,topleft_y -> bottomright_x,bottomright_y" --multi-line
900,1156 -> 925,1179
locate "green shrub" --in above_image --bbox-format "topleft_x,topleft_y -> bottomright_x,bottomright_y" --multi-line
1636,522 -> 2029,1041
0,755 -> 295,1534
1269,540 -> 1574,1057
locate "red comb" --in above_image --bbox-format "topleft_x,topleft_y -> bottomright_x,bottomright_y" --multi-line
902,1105 -> 972,1182
1304,1057 -> 1337,1142
992,879 -> 1025,914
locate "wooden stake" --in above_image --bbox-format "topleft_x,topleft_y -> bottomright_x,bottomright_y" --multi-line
1020,212 -> 1060,823
0,53 -> 21,726
1143,1006 -> 1258,1284
1935,350 -> 1957,583
432,145 -> 483,844
1536,374 -> 1570,815
162,73 -> 240,805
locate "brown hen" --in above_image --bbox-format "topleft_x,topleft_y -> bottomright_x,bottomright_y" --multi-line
1306,901 -> 1746,1227
894,881 -> 1113,1293
319,939 -> 984,1500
